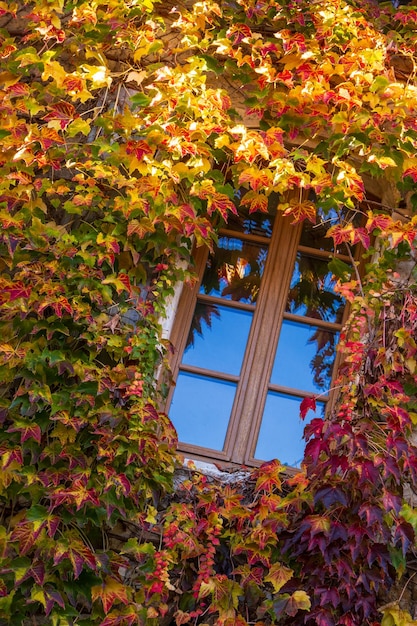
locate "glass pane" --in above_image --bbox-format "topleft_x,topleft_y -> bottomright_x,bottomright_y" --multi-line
255,392 -> 325,467
286,253 -> 345,323
299,219 -> 335,252
300,207 -> 361,254
226,206 -> 274,237
183,305 -> 253,375
169,372 -> 236,450
200,237 -> 269,304
271,320 -> 338,392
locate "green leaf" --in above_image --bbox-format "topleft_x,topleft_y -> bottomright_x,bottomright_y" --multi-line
328,258 -> 352,280
130,92 -> 151,107
370,76 -> 389,93
26,505 -> 48,522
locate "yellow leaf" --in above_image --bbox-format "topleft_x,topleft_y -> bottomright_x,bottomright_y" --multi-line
145,505 -> 158,524
291,590 -> 311,612
42,60 -> 67,88
81,64 -> 112,89
30,587 -> 46,608
215,134 -> 230,149
0,72 -> 19,88
67,118 -> 91,137
265,564 -> 293,592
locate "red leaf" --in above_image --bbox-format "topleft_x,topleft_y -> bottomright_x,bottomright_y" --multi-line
0,44 -> 17,58
314,485 -> 348,507
45,590 -> 65,616
382,489 -> 402,514
352,227 -> 370,249
7,82 -> 30,97
226,23 -> 252,44
300,396 -> 316,420
43,102 -> 77,129
238,168 -> 272,191
118,273 -> 133,295
365,212 -> 393,233
8,422 -> 42,444
253,459 -> 284,492
38,127 -> 65,149
10,522 -> 39,555
70,542 -> 98,578
125,139 -> 154,160
0,281 -> 31,303
30,561 -> 45,586
403,167 -> 417,182
327,223 -> 354,246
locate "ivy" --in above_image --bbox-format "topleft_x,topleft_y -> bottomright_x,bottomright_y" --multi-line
1,0 -> 417,624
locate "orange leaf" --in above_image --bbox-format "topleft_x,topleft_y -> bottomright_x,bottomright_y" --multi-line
92,576 -> 129,614
240,191 -> 268,213
282,201 -> 316,224
207,193 -> 237,219
238,167 -> 273,191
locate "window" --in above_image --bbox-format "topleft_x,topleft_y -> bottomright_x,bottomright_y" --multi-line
166,200 -> 354,468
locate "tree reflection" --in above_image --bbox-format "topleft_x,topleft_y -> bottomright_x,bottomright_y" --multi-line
185,222 -> 346,392
186,302 -> 220,348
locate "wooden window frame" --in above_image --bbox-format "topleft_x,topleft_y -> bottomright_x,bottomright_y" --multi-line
165,206 -> 355,468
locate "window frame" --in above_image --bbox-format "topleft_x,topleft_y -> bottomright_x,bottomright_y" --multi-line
165,205 -> 356,468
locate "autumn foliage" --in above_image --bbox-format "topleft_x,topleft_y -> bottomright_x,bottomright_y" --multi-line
1,0 -> 417,624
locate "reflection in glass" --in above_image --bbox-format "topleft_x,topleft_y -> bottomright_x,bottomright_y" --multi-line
226,211 -> 273,238
255,392 -> 325,467
300,206 -> 361,254
286,253 -> 345,323
300,219 -> 335,252
169,372 -> 235,450
184,305 -> 253,375
271,320 -> 338,391
255,391 -> 325,467
200,237 -> 269,304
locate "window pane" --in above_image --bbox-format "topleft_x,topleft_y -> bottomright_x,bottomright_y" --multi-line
200,237 -> 268,304
286,253 -> 345,323
226,211 -> 274,237
271,320 -> 338,392
300,219 -> 335,251
169,372 -> 235,450
300,207 -> 361,254
255,392 -> 325,467
183,305 -> 253,375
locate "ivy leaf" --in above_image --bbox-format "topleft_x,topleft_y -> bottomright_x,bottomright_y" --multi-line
198,575 -> 242,618
273,590 -> 311,618
254,459 -> 284,492
240,190 -> 269,213
300,396 -> 316,420
130,92 -> 151,107
314,485 -> 348,508
91,576 -> 129,614
226,23 -> 252,45
42,101 -> 77,129
207,193 -> 238,219
265,563 -> 293,592
7,420 -> 42,444
282,201 -> 316,224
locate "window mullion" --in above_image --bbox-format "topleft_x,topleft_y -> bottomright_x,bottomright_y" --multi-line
224,214 -> 303,465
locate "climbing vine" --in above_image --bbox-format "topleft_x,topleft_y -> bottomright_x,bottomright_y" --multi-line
1,0 -> 417,624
